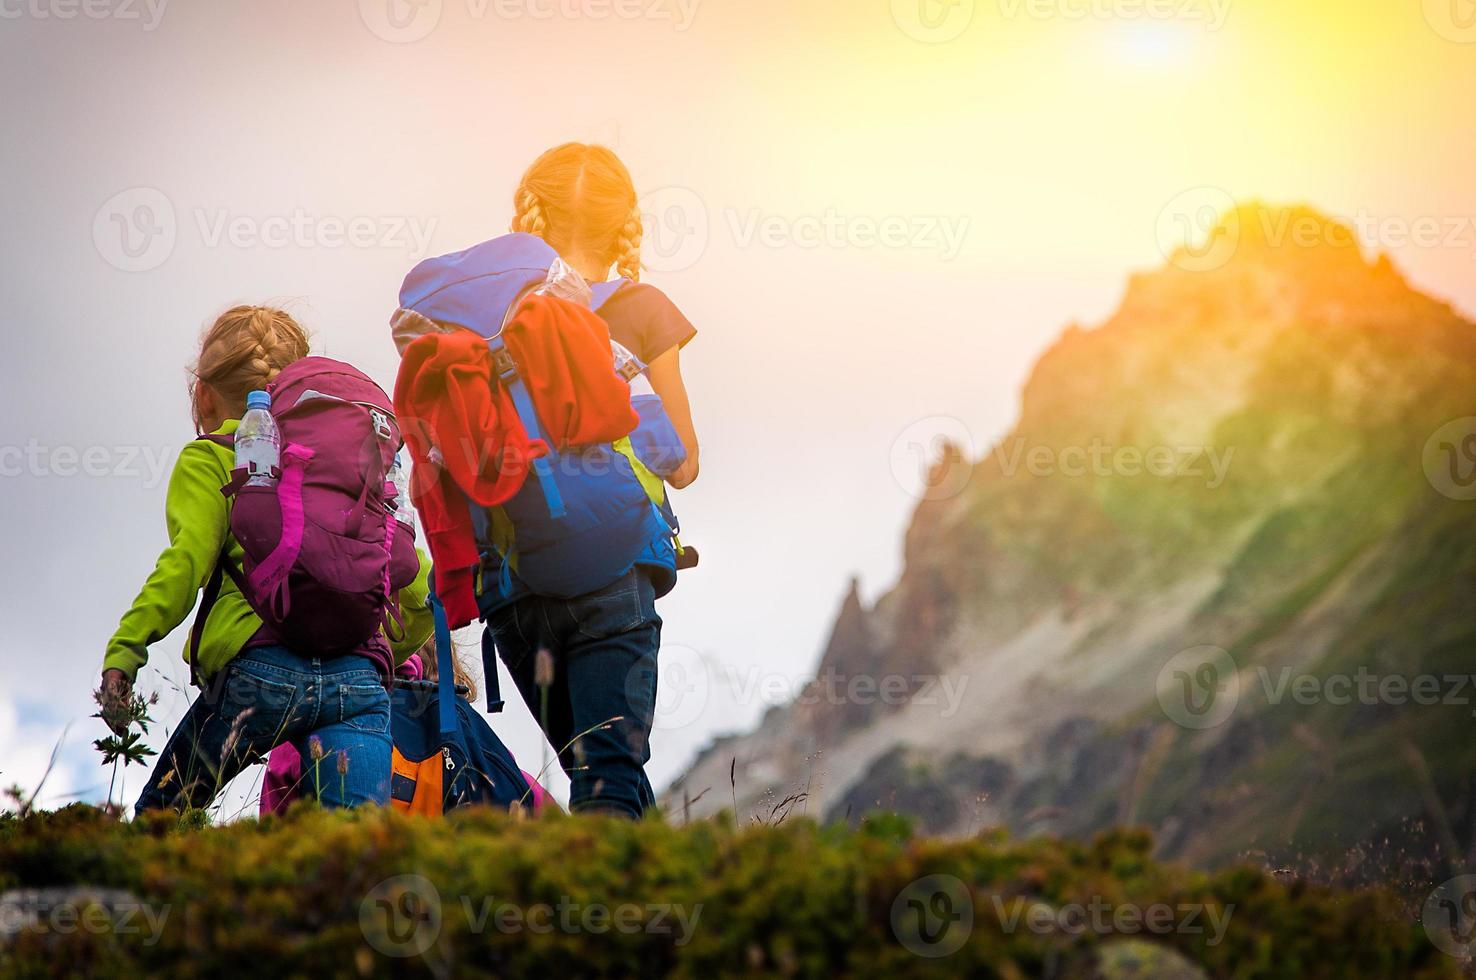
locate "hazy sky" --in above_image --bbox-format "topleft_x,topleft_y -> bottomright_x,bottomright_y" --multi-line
2,0 -> 1474,810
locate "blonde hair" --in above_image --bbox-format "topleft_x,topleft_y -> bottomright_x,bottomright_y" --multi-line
190,305 -> 310,432
511,143 -> 644,282
417,638 -> 479,702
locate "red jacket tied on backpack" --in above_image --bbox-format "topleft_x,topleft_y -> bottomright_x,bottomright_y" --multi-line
394,293 -> 639,624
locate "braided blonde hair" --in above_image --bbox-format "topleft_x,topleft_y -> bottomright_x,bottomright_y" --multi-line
614,204 -> 643,282
511,186 -> 547,240
511,143 -> 643,283
190,305 -> 309,432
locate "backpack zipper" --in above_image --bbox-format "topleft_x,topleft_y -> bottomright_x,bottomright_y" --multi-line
442,747 -> 455,771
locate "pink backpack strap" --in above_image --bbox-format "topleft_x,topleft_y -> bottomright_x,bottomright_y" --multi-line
379,484 -> 409,641
247,444 -> 315,618
381,483 -> 398,597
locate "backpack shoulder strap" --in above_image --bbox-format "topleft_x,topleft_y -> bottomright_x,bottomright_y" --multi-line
428,590 -> 459,742
188,552 -> 246,688
186,432 -> 243,688
589,277 -> 629,311
486,335 -> 566,520
483,279 -> 627,520
478,616 -> 505,715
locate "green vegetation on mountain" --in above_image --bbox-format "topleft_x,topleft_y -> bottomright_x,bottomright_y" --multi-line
673,204 -> 1476,884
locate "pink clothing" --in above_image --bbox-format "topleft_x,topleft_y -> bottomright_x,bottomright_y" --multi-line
520,771 -> 554,812
260,745 -> 302,816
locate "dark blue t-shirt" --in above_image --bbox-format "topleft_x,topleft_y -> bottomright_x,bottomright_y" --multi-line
597,282 -> 696,366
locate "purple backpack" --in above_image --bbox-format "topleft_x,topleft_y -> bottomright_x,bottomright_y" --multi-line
190,357 -> 420,681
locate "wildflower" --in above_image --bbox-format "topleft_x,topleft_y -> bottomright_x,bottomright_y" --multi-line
337,750 -> 350,776
309,735 -> 325,761
221,710 -> 252,762
535,648 -> 555,689
535,649 -> 557,749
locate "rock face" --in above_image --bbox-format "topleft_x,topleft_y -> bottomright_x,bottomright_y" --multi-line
669,203 -> 1476,871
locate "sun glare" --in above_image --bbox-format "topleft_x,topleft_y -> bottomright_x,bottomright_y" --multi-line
1106,21 -> 1203,69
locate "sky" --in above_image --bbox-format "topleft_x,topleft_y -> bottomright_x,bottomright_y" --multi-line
1,0 -> 1474,812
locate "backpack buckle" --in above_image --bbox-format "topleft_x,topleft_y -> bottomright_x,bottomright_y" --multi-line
369,408 -> 393,442
490,347 -> 519,383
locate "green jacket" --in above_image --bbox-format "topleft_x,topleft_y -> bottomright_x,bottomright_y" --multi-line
104,420 -> 433,682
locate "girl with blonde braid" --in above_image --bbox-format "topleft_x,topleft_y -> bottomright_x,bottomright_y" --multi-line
482,143 -> 701,817
99,306 -> 432,814
510,143 -> 700,487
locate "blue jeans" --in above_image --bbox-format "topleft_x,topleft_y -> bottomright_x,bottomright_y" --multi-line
484,568 -> 661,818
134,645 -> 392,815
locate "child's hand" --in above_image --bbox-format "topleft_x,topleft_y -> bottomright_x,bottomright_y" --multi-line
98,669 -> 134,737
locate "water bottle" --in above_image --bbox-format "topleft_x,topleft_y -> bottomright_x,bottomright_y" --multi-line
235,390 -> 280,488
536,257 -> 593,307
611,339 -> 644,382
389,453 -> 414,531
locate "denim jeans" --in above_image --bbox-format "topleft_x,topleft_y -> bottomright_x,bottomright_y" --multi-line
484,568 -> 661,818
134,645 -> 392,815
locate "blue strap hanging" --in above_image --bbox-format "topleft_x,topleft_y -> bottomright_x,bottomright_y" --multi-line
479,626 -> 506,715
487,336 -> 566,520
428,591 -> 458,742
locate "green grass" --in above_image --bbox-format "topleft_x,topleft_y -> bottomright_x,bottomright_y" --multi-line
0,805 -> 1458,979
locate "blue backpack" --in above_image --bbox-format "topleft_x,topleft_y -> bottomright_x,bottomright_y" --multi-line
393,233 -> 690,605
388,593 -> 542,815
390,677 -> 537,815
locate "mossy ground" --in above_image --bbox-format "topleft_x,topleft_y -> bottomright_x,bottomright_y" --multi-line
0,805 -> 1458,978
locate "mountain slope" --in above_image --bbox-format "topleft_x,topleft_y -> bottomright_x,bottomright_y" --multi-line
670,203 -> 1476,872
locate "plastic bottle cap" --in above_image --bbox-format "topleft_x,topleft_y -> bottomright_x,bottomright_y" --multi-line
246,390 -> 271,410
